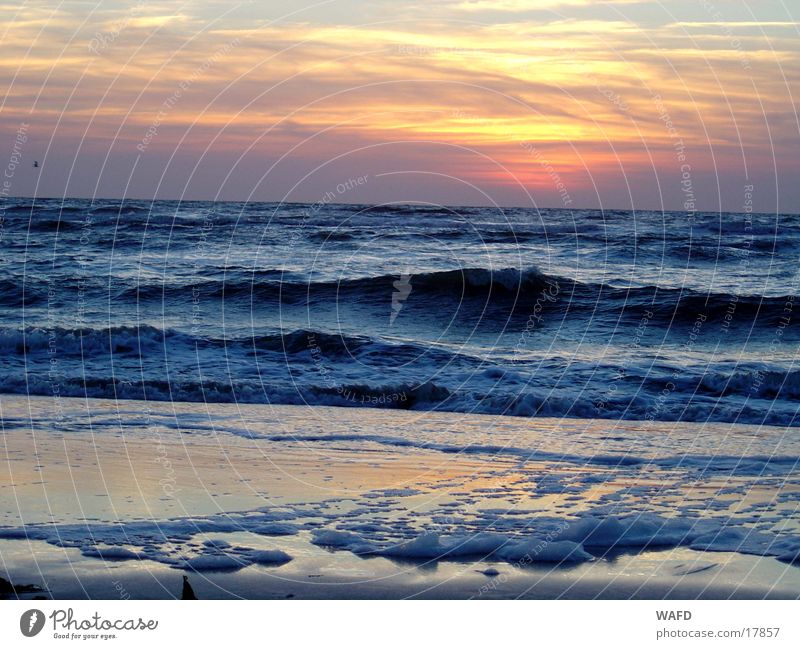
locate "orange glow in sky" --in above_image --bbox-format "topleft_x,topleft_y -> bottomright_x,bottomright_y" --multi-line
1,0 -> 798,212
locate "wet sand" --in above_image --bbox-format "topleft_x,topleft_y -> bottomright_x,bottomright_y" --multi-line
1,395 -> 799,599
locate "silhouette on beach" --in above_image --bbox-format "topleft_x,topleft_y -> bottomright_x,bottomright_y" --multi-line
181,575 -> 198,600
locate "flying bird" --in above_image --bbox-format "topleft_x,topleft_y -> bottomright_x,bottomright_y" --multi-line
33,161 -> 39,168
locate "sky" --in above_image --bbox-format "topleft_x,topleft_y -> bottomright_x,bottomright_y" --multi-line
1,0 -> 798,213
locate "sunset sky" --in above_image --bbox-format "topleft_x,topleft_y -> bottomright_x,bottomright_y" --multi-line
2,0 -> 798,212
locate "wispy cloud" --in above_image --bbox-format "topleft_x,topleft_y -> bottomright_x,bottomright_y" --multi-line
1,1 -> 797,210
453,0 -> 640,11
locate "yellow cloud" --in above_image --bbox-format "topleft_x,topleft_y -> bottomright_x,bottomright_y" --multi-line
127,14 -> 190,28
0,6 -> 796,201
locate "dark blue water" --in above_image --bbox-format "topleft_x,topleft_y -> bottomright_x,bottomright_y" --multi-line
2,197 -> 798,425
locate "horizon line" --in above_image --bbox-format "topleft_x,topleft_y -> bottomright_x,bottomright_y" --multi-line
2,194 -> 796,218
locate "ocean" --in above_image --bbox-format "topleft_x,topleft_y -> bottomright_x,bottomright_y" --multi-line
2,197 -> 797,426
2,197 -> 800,596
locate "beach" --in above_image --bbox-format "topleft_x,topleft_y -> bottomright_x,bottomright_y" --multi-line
3,4 -> 800,644
1,198 -> 799,601
2,395 -> 798,599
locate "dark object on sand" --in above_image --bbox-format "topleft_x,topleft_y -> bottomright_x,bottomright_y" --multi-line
181,575 -> 198,600
0,576 -> 44,598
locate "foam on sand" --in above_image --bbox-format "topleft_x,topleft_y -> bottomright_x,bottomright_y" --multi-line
1,396 -> 798,593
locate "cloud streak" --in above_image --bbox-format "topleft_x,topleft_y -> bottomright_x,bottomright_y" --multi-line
1,0 -> 797,212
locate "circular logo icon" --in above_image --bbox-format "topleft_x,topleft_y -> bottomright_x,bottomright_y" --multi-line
20,609 -> 45,638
